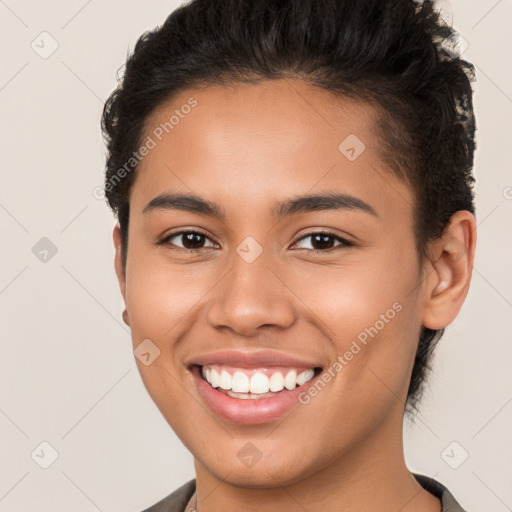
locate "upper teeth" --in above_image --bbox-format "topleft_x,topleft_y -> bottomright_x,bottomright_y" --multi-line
202,366 -> 315,394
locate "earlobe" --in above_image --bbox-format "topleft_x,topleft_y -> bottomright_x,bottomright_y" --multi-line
422,210 -> 477,330
122,308 -> 130,326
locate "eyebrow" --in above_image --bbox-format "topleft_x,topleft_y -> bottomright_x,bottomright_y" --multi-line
143,191 -> 378,219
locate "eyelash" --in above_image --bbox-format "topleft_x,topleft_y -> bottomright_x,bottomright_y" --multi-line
157,229 -> 354,254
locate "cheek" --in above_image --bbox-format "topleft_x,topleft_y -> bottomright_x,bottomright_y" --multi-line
122,252 -> 206,427
124,251 -> 212,345
286,252 -> 417,338
286,253 -> 421,396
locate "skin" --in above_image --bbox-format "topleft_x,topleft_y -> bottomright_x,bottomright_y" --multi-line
113,78 -> 476,512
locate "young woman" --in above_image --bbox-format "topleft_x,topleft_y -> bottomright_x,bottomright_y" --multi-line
101,0 -> 477,510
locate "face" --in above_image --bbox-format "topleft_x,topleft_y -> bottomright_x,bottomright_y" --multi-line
116,79 -> 431,487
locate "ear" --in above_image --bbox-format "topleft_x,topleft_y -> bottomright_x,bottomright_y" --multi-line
422,210 -> 477,330
113,223 -> 130,326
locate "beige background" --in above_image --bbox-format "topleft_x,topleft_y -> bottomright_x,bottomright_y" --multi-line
0,0 -> 511,510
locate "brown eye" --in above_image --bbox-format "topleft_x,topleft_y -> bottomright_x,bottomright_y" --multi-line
293,231 -> 353,252
161,230 -> 218,250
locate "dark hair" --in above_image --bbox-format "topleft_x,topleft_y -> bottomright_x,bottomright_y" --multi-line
101,0 -> 476,414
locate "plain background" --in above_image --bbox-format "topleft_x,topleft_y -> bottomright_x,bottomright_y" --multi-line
0,0 -> 511,510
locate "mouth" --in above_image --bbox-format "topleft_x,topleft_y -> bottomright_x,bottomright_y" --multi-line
195,364 -> 321,400
188,354 -> 323,425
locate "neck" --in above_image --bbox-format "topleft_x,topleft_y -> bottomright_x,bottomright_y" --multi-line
192,414 -> 441,512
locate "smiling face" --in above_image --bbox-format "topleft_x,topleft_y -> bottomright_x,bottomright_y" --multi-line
115,78 -> 433,487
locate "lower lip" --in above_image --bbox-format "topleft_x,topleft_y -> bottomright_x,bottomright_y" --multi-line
191,367 -> 318,425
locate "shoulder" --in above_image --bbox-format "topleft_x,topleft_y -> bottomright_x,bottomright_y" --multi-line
139,480 -> 196,512
413,473 -> 468,512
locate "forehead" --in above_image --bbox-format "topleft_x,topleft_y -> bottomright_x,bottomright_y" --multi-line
132,79 -> 414,223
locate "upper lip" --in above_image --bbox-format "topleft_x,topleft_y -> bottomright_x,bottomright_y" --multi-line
186,350 -> 323,369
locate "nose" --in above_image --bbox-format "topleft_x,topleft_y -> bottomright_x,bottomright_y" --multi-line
206,249 -> 297,337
